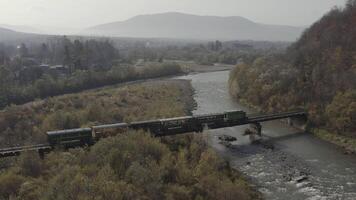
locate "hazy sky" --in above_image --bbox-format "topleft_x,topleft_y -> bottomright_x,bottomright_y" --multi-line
0,0 -> 347,28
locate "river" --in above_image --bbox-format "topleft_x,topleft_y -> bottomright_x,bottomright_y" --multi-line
176,71 -> 356,200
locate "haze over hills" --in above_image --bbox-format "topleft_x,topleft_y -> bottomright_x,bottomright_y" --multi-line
0,24 -> 43,34
0,25 -> 84,39
0,12 -> 305,42
0,27 -> 28,40
85,12 -> 305,41
0,27 -> 46,43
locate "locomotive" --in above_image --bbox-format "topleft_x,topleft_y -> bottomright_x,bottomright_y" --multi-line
46,110 -> 247,148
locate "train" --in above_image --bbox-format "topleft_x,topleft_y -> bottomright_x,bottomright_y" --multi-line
46,110 -> 247,148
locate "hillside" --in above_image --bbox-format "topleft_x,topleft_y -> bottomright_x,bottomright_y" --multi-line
0,24 -> 43,34
0,27 -> 23,38
85,12 -> 304,41
229,1 -> 356,137
0,27 -> 45,43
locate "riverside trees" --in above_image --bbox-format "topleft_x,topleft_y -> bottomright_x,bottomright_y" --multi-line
229,0 -> 356,136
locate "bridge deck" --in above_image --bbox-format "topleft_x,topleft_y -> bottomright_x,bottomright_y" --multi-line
247,111 -> 306,123
0,110 -> 306,158
0,144 -> 51,158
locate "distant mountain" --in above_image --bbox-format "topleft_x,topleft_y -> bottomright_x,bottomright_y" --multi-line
0,27 -> 25,39
0,27 -> 49,44
85,12 -> 305,41
0,24 -> 43,34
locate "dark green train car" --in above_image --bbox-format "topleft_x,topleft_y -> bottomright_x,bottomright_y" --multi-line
224,110 -> 246,124
130,119 -> 162,135
47,128 -> 93,148
158,116 -> 200,135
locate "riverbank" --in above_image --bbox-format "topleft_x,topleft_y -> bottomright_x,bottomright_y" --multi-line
234,96 -> 356,154
229,71 -> 356,155
1,63 -> 235,113
313,129 -> 356,154
236,96 -> 356,154
181,63 -> 236,73
0,63 -> 184,110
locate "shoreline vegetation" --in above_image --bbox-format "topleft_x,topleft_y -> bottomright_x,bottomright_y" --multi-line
0,79 -> 261,200
231,93 -> 356,154
313,129 -> 356,154
0,63 -> 183,109
229,67 -> 356,154
0,61 -> 236,112
228,1 -> 356,155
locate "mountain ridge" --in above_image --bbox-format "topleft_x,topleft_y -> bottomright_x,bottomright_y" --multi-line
0,24 -> 43,34
85,12 -> 304,41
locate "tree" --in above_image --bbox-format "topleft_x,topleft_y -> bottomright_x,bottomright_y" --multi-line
326,90 -> 356,133
39,43 -> 50,63
19,43 -> 29,58
215,40 -> 223,51
63,45 -> 72,69
18,152 -> 44,178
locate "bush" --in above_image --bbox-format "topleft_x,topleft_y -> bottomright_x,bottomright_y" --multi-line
0,172 -> 25,199
18,152 -> 44,178
326,90 -> 356,133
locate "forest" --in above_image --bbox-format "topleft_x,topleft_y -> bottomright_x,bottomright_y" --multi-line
0,36 -> 184,108
229,0 -> 356,141
0,80 -> 260,200
0,35 -> 282,109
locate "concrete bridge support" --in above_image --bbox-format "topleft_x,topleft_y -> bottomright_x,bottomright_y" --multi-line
250,122 -> 262,136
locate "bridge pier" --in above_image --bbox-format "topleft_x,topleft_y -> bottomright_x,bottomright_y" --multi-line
250,122 -> 262,136
287,118 -> 293,126
38,150 -> 45,159
244,122 -> 263,143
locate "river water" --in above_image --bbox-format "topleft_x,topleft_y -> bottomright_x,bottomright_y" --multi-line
176,71 -> 356,200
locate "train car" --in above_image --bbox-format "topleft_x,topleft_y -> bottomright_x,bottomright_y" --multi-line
129,116 -> 203,136
129,119 -> 162,134
92,123 -> 129,139
193,110 -> 247,129
224,110 -> 247,125
158,116 -> 200,135
195,113 -> 225,123
47,128 -> 93,148
194,113 -> 226,129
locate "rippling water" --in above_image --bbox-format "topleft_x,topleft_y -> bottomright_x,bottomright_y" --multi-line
177,71 -> 356,200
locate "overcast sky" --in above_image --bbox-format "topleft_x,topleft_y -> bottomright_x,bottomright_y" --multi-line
0,0 -> 347,29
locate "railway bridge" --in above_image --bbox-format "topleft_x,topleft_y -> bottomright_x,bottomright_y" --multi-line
0,110 -> 307,158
